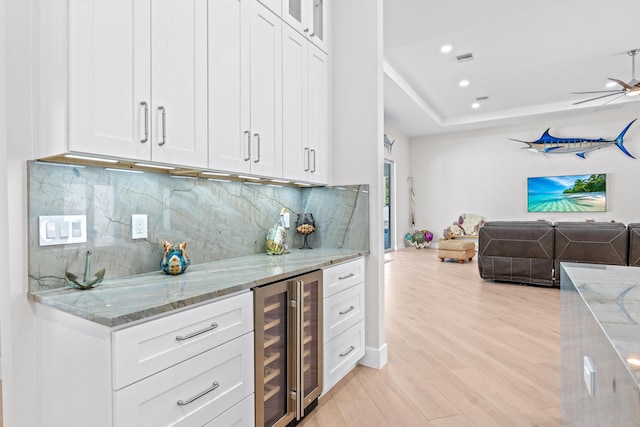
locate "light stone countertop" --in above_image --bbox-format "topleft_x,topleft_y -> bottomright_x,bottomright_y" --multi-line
29,248 -> 367,328
562,263 -> 640,387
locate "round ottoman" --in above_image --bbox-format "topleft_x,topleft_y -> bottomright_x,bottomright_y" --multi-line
437,239 -> 475,263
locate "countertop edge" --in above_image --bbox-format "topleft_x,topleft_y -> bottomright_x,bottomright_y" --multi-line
30,250 -> 368,328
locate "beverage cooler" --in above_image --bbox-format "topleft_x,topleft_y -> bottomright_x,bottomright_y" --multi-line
254,270 -> 323,427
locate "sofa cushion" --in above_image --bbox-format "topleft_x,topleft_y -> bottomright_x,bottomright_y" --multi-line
628,223 -> 640,266
478,221 -> 554,286
554,222 -> 628,274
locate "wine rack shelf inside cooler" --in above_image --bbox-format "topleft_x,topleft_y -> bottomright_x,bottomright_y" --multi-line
264,367 -> 281,384
263,383 -> 280,402
264,351 -> 280,367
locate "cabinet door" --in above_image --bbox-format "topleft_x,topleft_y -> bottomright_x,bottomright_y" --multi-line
282,0 -> 329,53
307,45 -> 329,184
282,24 -> 310,182
249,2 -> 283,178
68,0 -> 151,160
209,0 -> 252,174
309,0 -> 329,53
150,0 -> 208,168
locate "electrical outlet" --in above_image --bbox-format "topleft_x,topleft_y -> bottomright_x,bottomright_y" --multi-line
132,214 -> 148,239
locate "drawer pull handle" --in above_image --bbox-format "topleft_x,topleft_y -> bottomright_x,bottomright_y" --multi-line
175,322 -> 218,341
339,346 -> 356,357
338,273 -> 355,280
339,305 -> 355,315
177,381 -> 220,406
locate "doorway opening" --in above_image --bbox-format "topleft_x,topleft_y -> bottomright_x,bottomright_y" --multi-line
384,161 -> 393,251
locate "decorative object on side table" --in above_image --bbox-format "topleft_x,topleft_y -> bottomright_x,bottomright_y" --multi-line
161,241 -> 190,275
296,213 -> 316,249
405,229 -> 433,249
65,250 -> 106,290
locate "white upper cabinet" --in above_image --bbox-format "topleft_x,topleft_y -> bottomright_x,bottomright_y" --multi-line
306,44 -> 330,183
149,0 -> 208,167
209,0 -> 283,178
67,0 -> 208,168
282,26 -> 309,182
68,0 -> 151,161
282,0 -> 329,53
282,25 -> 329,184
257,0 -> 282,16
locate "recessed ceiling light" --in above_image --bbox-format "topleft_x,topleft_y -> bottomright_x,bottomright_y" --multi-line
459,79 -> 470,87
440,44 -> 452,54
606,81 -> 617,88
471,102 -> 480,109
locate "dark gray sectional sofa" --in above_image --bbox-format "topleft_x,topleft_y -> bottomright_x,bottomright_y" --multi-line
478,221 -> 639,287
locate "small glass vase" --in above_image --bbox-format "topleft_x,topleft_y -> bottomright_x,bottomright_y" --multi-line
295,213 -> 316,249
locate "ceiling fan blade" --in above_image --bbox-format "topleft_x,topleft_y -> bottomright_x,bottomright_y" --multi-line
571,90 -> 624,94
573,92 -> 625,105
608,77 -> 634,90
601,93 -> 626,106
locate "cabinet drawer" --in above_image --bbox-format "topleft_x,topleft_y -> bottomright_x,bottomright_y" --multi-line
112,291 -> 253,390
113,332 -> 254,426
323,282 -> 364,343
323,258 -> 364,297
204,394 -> 254,427
323,320 -> 365,392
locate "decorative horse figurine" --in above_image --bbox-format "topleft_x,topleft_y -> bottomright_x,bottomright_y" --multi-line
161,241 -> 190,275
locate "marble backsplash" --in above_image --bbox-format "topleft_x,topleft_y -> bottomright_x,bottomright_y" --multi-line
28,161 -> 369,292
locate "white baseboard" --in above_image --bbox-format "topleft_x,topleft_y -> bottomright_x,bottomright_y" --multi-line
360,343 -> 388,369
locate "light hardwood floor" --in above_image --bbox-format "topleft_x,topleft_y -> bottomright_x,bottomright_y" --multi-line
300,248 -> 561,426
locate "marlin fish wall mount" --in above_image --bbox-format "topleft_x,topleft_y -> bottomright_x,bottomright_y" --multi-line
510,119 -> 637,159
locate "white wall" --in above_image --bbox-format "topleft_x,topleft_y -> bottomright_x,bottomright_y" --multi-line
410,107 -> 640,238
1,0 -> 36,425
384,125 -> 412,249
332,0 -> 387,368
0,0 -> 5,383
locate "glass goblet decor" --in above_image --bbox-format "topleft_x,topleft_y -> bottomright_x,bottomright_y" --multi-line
295,213 -> 316,249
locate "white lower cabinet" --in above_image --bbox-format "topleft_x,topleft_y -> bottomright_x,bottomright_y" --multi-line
35,291 -> 255,427
204,394 -> 255,427
323,320 -> 365,392
322,258 -> 365,393
113,332 -> 254,426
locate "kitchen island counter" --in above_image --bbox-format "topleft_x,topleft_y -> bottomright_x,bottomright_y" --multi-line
29,248 -> 367,327
561,263 -> 640,425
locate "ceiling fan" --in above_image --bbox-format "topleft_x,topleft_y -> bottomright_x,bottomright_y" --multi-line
572,48 -> 640,105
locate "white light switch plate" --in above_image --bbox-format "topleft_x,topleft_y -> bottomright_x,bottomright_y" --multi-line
39,215 -> 87,246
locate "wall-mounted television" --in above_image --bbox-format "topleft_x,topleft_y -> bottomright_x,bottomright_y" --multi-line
527,174 -> 606,212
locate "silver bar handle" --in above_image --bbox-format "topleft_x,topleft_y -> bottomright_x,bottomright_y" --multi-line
175,322 -> 218,341
244,131 -> 251,161
176,381 -> 219,406
158,106 -> 166,146
339,305 -> 355,315
253,133 -> 261,163
304,147 -> 310,172
140,102 -> 149,143
338,273 -> 354,280
310,149 -> 316,172
339,346 -> 356,357
296,279 -> 304,419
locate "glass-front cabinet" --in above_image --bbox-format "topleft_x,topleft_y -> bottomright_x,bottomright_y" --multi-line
283,0 -> 329,53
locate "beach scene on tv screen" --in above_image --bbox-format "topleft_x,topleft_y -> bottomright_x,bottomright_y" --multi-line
527,174 -> 606,212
